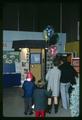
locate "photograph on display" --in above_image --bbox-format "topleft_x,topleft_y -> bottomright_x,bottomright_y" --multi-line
22,62 -> 27,67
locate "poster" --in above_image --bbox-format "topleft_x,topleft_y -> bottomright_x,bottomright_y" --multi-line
3,51 -> 20,63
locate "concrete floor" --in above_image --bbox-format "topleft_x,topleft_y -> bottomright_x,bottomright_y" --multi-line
3,87 -> 71,117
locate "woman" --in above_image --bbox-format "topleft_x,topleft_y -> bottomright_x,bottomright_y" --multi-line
46,57 -> 61,113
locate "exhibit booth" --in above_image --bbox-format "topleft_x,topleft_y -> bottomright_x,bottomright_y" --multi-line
3,30 -> 66,87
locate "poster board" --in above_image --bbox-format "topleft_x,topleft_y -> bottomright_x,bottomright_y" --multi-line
3,51 -> 20,63
3,51 -> 20,73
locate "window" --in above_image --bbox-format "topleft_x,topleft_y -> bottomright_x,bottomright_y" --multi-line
30,53 -> 41,64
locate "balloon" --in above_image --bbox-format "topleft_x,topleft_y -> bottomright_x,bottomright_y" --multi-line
43,25 -> 54,41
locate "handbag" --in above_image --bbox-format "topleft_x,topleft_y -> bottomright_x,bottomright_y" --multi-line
47,89 -> 52,97
68,85 -> 74,94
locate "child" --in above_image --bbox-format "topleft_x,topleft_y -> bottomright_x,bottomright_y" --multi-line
33,80 -> 50,120
22,71 -> 35,115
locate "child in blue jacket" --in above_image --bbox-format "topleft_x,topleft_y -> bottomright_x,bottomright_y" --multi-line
22,72 -> 35,115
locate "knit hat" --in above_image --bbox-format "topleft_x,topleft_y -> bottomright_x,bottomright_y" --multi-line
26,71 -> 33,81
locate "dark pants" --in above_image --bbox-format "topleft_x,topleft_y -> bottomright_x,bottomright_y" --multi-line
24,97 -> 32,113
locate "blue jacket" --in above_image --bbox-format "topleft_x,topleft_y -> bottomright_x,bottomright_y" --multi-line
22,80 -> 35,97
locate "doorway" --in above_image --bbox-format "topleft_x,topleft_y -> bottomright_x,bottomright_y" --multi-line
29,49 -> 42,81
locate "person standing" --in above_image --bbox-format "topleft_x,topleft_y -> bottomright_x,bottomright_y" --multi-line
22,71 -> 35,115
46,57 -> 61,113
58,57 -> 78,110
33,80 -> 49,120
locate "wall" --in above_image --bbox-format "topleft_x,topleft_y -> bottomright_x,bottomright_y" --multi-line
65,41 -> 79,57
3,30 -> 44,51
3,30 -> 66,53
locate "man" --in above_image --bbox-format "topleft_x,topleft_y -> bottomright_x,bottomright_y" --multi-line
58,57 -> 78,109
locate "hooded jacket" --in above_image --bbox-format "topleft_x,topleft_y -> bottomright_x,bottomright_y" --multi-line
22,80 -> 35,97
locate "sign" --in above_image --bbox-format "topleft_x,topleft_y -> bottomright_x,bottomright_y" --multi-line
72,57 -> 80,73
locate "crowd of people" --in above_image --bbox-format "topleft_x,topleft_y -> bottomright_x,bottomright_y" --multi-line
21,55 -> 78,119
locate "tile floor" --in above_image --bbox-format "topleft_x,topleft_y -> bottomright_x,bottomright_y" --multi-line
3,87 -> 71,117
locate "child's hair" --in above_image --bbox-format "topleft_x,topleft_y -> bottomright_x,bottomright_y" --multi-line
59,56 -> 67,63
35,80 -> 45,88
53,57 -> 60,66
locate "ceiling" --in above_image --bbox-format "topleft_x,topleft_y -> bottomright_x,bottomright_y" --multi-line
3,1 -> 80,42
